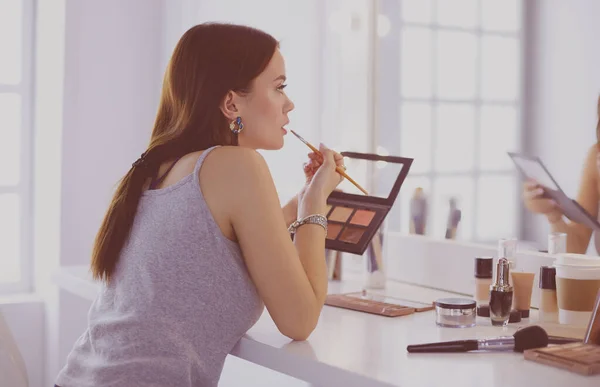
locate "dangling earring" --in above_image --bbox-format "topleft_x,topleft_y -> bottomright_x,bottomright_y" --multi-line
229,116 -> 244,134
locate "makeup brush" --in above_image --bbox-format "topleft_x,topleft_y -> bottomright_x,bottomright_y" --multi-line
289,130 -> 369,195
406,325 -> 549,353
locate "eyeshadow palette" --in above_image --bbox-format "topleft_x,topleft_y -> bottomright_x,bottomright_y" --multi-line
325,151 -> 413,255
325,291 -> 434,317
524,343 -> 600,376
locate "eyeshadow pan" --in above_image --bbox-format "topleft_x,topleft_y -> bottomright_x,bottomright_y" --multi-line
350,209 -> 376,226
339,226 -> 365,244
329,206 -> 353,222
327,223 -> 343,240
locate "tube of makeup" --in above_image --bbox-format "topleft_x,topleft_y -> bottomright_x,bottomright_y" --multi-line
511,271 -> 536,318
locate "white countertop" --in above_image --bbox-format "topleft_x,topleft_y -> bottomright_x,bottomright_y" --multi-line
53,266 -> 598,387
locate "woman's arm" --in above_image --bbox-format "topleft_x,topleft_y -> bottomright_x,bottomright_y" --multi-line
549,145 -> 599,253
205,147 -> 331,340
282,192 -> 301,228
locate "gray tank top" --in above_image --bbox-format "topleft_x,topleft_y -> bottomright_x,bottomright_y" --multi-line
56,146 -> 264,387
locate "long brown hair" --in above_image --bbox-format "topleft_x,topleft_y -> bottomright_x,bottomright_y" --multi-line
91,23 -> 278,282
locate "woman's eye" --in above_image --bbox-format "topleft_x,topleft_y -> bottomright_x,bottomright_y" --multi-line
277,84 -> 288,91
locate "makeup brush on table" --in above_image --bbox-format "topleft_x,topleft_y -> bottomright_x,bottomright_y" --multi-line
406,325 -> 549,353
289,130 -> 369,195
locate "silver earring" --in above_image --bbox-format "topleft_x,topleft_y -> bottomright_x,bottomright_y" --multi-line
229,116 -> 244,134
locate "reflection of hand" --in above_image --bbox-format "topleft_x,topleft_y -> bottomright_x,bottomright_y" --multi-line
522,179 -> 562,222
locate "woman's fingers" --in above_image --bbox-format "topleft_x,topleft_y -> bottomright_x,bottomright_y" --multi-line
308,152 -> 323,163
523,179 -> 540,190
523,187 -> 545,200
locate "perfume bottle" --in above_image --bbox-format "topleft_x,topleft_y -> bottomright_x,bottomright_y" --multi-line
490,257 -> 513,326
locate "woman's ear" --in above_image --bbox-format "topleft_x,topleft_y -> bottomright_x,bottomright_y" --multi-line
220,91 -> 240,121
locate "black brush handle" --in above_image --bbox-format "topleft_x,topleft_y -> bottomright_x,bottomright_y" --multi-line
407,339 -> 479,353
547,336 -> 580,345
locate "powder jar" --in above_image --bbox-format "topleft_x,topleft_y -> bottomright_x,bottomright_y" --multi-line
434,298 -> 477,328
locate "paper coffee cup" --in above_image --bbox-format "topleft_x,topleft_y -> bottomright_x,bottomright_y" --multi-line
554,254 -> 600,327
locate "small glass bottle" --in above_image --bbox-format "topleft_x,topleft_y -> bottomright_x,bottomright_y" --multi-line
498,237 -> 518,270
548,232 -> 567,255
490,257 -> 513,326
538,266 -> 558,323
474,257 -> 493,317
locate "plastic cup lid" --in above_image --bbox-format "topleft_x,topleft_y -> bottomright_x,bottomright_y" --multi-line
554,253 -> 600,267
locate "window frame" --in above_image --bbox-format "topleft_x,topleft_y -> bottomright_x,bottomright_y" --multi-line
376,0 -> 524,243
0,0 -> 35,294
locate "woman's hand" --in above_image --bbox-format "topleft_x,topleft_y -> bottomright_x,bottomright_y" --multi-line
522,179 -> 563,223
302,144 -> 345,197
284,145 -> 344,224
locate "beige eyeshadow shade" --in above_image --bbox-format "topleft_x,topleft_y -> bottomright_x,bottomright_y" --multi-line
329,206 -> 354,222
339,226 -> 365,244
350,209 -> 376,226
327,223 -> 343,240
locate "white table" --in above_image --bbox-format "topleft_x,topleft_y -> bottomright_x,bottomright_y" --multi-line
53,266 -> 599,387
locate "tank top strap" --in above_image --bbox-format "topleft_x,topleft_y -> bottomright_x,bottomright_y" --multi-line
148,155 -> 184,190
192,146 -> 221,177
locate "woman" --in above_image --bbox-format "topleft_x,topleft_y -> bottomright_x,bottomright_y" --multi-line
523,96 -> 600,254
55,23 -> 344,387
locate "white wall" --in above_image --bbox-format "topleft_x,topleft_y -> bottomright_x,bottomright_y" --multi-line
60,0 -> 164,267
524,0 -> 600,248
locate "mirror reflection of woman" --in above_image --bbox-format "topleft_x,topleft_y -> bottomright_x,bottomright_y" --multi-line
523,97 -> 600,254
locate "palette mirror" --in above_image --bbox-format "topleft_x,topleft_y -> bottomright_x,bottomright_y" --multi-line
325,152 -> 413,255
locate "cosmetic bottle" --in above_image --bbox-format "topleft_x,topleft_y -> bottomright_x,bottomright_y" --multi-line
548,232 -> 567,255
498,237 -> 518,270
365,230 -> 385,289
474,257 -> 493,317
490,257 -> 513,326
538,266 -> 558,323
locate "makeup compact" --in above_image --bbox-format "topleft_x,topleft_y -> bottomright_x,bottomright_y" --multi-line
524,289 -> 600,376
325,290 -> 434,317
525,343 -> 600,376
325,151 -> 412,255
434,298 -> 477,328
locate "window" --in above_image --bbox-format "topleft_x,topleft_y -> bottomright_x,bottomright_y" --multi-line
378,0 -> 523,242
0,0 -> 34,292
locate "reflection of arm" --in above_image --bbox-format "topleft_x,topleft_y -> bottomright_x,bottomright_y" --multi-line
282,193 -> 300,228
550,145 -> 599,253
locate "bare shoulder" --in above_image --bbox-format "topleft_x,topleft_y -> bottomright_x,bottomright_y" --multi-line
201,146 -> 272,184
204,145 -> 267,166
200,146 -> 277,213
